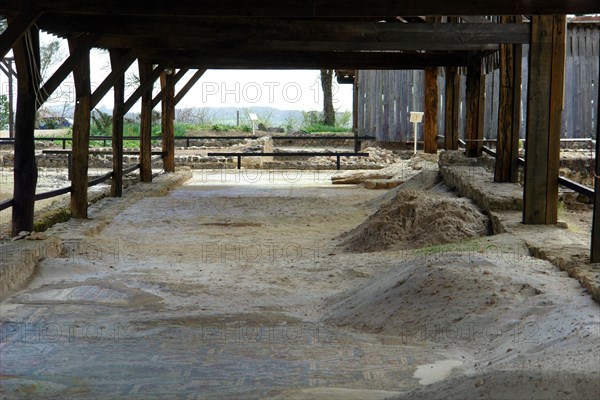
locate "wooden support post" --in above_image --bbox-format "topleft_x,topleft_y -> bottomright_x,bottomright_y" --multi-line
11,27 -> 39,236
160,69 -> 176,173
523,15 -> 567,225
110,50 -> 126,197
423,16 -> 441,155
1,12 -> 42,59
496,16 -> 523,183
92,50 -> 135,109
353,71 -> 360,153
139,61 -> 154,183
69,37 -> 92,219
39,36 -> 96,106
444,67 -> 460,150
174,69 -> 207,106
465,59 -> 485,157
124,62 -> 169,114
591,70 -> 600,263
424,67 -> 438,154
152,68 -> 188,109
7,59 -> 15,138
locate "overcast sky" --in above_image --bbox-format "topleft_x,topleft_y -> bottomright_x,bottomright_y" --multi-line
1,34 -> 354,113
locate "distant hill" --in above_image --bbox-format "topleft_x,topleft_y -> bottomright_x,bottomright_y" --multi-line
183,106 -> 305,127
45,104 -> 308,128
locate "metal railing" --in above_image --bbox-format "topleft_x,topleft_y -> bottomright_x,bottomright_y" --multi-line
207,151 -> 370,170
0,155 -> 163,213
0,135 -> 375,149
458,139 -> 595,200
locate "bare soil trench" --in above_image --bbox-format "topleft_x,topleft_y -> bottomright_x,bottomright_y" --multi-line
0,169 -> 598,400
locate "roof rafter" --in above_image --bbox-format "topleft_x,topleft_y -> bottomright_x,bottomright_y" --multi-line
1,0 -> 598,17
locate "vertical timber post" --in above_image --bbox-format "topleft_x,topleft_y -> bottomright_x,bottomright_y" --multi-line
591,62 -> 600,263
110,50 -> 125,197
69,37 -> 92,219
424,67 -> 438,154
445,18 -> 460,151
424,16 -> 441,154
465,59 -> 484,157
139,61 -> 153,182
495,16 -> 523,183
7,59 -> 15,138
523,15 -> 567,225
11,27 -> 39,236
160,69 -> 175,173
353,71 -> 360,153
444,67 -> 460,151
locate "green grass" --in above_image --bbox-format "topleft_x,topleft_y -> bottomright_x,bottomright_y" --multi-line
413,237 -> 499,257
557,200 -> 567,220
86,122 -> 189,147
302,124 -> 352,133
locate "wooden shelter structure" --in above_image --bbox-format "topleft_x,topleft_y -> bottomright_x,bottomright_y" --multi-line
355,21 -> 599,144
0,1 -> 599,261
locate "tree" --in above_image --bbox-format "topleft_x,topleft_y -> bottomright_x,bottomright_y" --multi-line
40,39 -> 64,79
320,69 -> 335,126
38,37 -> 70,120
0,94 -> 8,129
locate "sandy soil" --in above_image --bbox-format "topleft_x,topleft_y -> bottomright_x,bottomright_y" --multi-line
0,167 -> 158,239
339,189 -> 490,252
0,169 -> 598,399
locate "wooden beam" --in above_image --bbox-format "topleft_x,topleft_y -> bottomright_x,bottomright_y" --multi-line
160,70 -> 176,173
11,27 -> 39,236
174,69 -> 206,106
94,36 -> 502,53
424,67 -> 438,154
0,61 -> 16,78
353,71 -> 360,153
5,59 -> 16,138
5,0 -> 598,17
1,12 -> 41,59
91,50 -> 135,108
39,15 -> 532,46
138,61 -> 154,183
592,93 -> 599,262
110,50 -> 126,197
138,50 -> 472,70
523,15 -> 567,225
38,35 -> 96,107
495,16 -> 523,183
123,62 -> 169,113
444,66 -> 460,150
465,59 -> 484,157
69,37 -> 92,218
151,68 -> 189,109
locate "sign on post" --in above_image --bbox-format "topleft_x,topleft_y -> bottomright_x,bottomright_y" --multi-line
410,111 -> 424,154
248,113 -> 259,136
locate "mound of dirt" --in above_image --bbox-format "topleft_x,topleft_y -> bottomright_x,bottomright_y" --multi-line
325,251 -> 598,340
326,253 -> 545,335
389,369 -> 600,400
339,190 -> 490,252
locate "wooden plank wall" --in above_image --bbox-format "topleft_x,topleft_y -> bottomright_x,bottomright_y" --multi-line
564,25 -> 600,138
357,24 -> 599,142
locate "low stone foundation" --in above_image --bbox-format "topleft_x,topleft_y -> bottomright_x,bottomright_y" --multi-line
439,151 -> 523,211
438,150 -> 599,303
0,236 -> 62,300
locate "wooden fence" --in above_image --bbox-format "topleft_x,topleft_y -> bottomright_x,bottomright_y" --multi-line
357,23 -> 599,142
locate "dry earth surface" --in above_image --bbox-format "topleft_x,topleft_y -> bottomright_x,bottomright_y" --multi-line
0,168 -> 598,399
